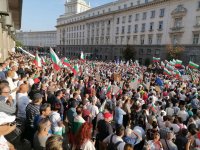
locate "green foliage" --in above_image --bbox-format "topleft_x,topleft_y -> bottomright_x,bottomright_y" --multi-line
123,45 -> 136,61
144,58 -> 151,66
15,40 -> 23,47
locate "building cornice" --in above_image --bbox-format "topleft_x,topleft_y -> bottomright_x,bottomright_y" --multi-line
56,0 -> 170,28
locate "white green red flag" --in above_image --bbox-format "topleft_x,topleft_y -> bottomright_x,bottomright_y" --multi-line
41,57 -> 46,65
174,70 -> 181,78
161,61 -> 165,68
153,57 -> 160,63
106,84 -> 112,99
188,61 -> 199,69
80,51 -> 85,61
33,53 -> 42,68
163,68 -> 171,76
50,47 -> 62,71
62,57 -> 71,67
175,59 -> 182,67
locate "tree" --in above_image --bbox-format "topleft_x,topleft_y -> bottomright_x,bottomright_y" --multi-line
145,58 -> 151,66
123,45 -> 136,61
15,40 -> 23,47
166,44 -> 184,60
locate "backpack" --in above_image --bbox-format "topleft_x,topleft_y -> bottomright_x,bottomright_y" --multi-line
106,134 -> 123,150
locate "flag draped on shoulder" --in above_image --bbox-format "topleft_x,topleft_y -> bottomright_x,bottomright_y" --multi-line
33,53 -> 42,68
50,47 -> 62,71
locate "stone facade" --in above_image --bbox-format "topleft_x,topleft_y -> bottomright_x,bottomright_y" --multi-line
56,0 -> 200,64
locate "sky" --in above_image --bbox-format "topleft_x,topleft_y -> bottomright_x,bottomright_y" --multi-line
21,0 -> 115,31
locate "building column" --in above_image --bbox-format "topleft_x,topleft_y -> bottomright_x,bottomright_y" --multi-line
0,22 -> 4,63
2,29 -> 8,61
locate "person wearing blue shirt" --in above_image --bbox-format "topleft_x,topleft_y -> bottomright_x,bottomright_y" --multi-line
114,101 -> 126,128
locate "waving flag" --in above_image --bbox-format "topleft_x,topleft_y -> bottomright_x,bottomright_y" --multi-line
163,68 -> 171,76
80,51 -> 85,62
175,59 -> 182,68
188,61 -> 199,69
153,57 -> 160,63
62,57 -> 71,67
50,47 -> 62,71
33,53 -> 42,68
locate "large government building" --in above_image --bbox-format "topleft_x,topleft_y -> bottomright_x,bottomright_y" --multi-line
0,0 -> 23,62
16,30 -> 57,56
56,0 -> 200,64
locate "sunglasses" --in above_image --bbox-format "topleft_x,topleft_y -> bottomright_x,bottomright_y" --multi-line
0,121 -> 16,126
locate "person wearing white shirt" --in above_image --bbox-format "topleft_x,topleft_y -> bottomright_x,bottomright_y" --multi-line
16,84 -> 31,119
166,103 -> 174,116
177,107 -> 189,122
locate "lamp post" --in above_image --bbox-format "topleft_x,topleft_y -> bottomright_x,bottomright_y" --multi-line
0,0 -> 9,62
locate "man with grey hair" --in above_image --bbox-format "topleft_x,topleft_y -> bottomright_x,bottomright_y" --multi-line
160,131 -> 178,150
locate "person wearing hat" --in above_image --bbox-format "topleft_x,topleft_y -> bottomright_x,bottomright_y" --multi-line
24,93 -> 43,146
97,112 -> 113,150
0,112 -> 16,150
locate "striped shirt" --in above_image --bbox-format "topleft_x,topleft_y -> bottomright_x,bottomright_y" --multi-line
26,103 -> 40,127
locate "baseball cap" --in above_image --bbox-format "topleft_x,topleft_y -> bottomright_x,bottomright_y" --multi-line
0,112 -> 16,125
103,112 -> 113,119
33,93 -> 43,101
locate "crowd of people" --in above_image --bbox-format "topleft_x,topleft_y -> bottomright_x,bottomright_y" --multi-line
0,52 -> 200,150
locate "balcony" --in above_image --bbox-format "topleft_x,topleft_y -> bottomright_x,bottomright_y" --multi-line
194,23 -> 200,28
171,5 -> 187,18
170,26 -> 184,33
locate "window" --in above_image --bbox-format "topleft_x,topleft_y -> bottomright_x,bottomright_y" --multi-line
130,2 -> 133,7
145,0 -> 148,3
143,12 -> 147,20
103,10 -> 105,13
115,37 -> 119,44
116,27 -> 119,34
128,15 -> 132,23
160,8 -> 165,17
147,49 -> 151,55
158,21 -> 163,30
135,14 -> 139,21
133,35 -> 137,44
140,35 -> 145,45
150,22 -> 154,31
124,4 -> 127,9
108,8 -> 111,12
141,23 -> 146,32
127,36 -> 130,44
174,18 -> 182,27
118,6 -> 121,10
139,49 -> 144,55
137,0 -> 140,5
198,1 -> 200,9
134,24 -> 138,33
196,16 -> 200,25
157,34 -> 162,44
128,25 -> 131,33
148,35 -> 153,45
121,36 -> 124,44
193,34 -> 199,44
122,26 -> 125,34
122,16 -> 126,23
151,10 -> 155,18
117,18 -> 120,24
155,49 -> 160,55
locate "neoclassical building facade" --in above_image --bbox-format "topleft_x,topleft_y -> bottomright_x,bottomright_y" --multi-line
56,0 -> 200,64
0,0 -> 23,62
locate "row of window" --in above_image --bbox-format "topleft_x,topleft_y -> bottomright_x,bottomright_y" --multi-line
117,9 -> 165,24
116,21 -> 163,34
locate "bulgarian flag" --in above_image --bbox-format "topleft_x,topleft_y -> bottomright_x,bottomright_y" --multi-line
80,51 -> 85,62
163,68 -> 171,76
33,53 -> 42,68
175,70 -> 181,78
166,64 -> 174,71
169,61 -> 175,66
71,64 -> 79,75
41,57 -> 46,65
175,59 -> 182,67
62,57 -> 71,67
161,61 -> 165,68
153,57 -> 160,63
106,84 -> 112,99
188,61 -> 199,69
50,48 -> 62,71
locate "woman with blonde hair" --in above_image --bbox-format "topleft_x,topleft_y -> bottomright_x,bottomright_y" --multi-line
46,135 -> 63,150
